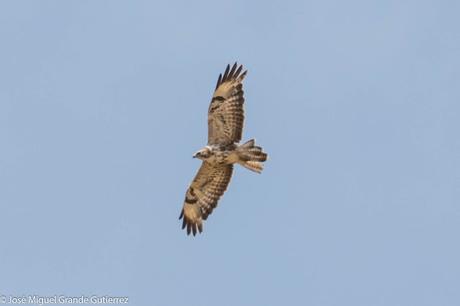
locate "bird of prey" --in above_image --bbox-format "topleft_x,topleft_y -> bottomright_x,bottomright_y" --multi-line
179,63 -> 268,236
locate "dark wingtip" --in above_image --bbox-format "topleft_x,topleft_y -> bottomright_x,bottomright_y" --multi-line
228,62 -> 238,79
215,73 -> 222,90
222,64 -> 231,82
234,65 -> 243,78
192,224 -> 197,236
216,63 -> 246,89
181,216 -> 203,236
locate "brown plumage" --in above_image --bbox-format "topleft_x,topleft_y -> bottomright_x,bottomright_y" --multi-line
179,63 -> 268,236
208,63 -> 247,146
180,163 -> 233,236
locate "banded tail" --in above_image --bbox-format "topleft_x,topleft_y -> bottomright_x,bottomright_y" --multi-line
237,139 -> 268,173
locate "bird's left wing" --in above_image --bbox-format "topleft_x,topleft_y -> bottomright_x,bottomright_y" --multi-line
179,162 -> 233,236
208,63 -> 247,146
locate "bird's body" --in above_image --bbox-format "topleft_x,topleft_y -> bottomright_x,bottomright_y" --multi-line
179,63 -> 268,236
194,144 -> 237,165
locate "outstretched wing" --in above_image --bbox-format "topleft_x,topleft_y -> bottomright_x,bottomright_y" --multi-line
208,63 -> 247,146
179,162 -> 233,236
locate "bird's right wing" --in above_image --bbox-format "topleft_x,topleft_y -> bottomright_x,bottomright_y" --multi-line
179,162 -> 233,236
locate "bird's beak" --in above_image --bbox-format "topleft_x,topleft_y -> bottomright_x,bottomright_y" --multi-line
193,152 -> 198,158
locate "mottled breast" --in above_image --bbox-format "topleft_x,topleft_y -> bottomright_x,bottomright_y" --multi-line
207,144 -> 237,165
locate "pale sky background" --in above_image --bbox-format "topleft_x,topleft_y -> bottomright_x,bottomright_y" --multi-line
1,1 -> 459,305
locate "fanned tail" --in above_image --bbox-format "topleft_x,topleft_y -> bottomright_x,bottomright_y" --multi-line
237,139 -> 268,173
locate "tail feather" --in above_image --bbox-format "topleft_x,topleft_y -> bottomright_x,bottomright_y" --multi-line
237,139 -> 268,173
240,139 -> 255,148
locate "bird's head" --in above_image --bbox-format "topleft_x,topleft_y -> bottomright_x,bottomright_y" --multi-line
193,146 -> 212,160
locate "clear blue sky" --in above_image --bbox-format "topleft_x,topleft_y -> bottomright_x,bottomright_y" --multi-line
1,1 -> 459,305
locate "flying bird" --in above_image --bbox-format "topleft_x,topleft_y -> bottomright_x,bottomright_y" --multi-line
179,63 -> 268,236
